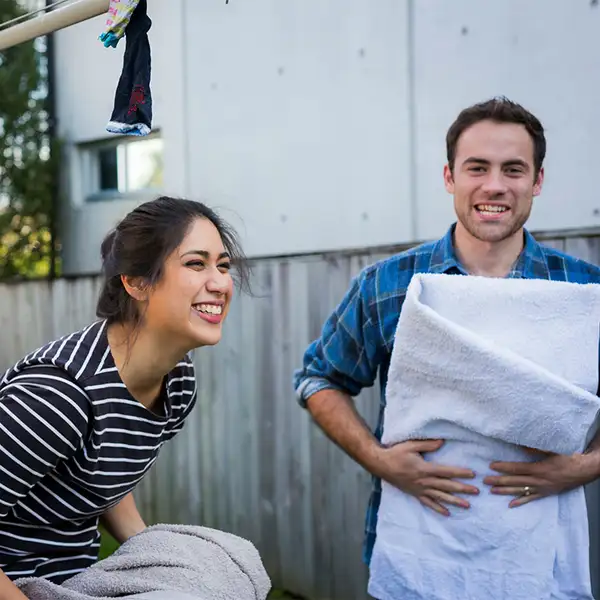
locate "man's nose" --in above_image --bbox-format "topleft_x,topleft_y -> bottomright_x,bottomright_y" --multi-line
481,171 -> 508,195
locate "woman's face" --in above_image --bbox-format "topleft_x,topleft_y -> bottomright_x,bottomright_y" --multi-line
142,217 -> 234,350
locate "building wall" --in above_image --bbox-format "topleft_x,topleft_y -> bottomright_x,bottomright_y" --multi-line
54,1 -> 600,270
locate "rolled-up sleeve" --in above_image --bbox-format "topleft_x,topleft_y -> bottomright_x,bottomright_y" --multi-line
293,270 -> 381,407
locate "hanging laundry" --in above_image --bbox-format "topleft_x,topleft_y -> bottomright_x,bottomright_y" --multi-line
99,0 -> 141,49
105,0 -> 153,136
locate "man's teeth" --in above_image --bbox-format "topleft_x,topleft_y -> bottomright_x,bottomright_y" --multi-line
194,304 -> 223,315
477,205 -> 508,213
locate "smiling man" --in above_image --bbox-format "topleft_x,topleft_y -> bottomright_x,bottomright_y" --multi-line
293,96 -> 600,597
445,106 -> 545,278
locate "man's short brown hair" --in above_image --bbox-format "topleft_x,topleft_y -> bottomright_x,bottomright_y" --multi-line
446,96 -> 546,178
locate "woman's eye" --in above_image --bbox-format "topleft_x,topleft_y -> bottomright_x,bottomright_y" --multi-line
186,261 -> 205,268
186,260 -> 231,272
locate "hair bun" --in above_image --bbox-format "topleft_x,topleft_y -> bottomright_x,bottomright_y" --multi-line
100,229 -> 119,275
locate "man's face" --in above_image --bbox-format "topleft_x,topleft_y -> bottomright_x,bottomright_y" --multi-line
443,120 -> 544,244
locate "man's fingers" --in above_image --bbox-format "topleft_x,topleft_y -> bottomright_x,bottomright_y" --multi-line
418,495 -> 449,516
489,460 -> 541,475
490,486 -> 539,496
509,493 -> 543,508
522,446 -> 554,458
420,477 -> 479,495
425,489 -> 471,509
483,475 -> 544,487
406,439 -> 444,454
427,463 -> 476,480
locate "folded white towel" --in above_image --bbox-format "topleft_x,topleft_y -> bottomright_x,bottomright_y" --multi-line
368,273 -> 600,600
16,524 -> 271,600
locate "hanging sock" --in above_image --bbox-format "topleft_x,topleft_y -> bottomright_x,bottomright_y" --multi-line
99,0 -> 141,49
105,0 -> 153,136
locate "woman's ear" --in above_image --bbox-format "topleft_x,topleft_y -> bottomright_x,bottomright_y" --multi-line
120,275 -> 149,302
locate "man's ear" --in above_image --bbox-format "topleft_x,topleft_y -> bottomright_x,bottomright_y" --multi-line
120,275 -> 149,302
443,164 -> 455,194
533,166 -> 544,197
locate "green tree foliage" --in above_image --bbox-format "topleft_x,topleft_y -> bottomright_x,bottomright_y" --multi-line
0,0 -> 57,280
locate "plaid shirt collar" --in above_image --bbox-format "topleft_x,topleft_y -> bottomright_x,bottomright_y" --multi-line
428,223 -> 551,279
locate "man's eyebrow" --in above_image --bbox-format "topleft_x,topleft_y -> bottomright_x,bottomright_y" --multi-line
463,157 -> 490,165
462,157 -> 529,168
502,159 -> 529,168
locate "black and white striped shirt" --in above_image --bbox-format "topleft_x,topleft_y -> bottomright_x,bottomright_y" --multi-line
0,320 -> 197,582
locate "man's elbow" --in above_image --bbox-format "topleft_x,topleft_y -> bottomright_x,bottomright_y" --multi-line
293,371 -> 350,409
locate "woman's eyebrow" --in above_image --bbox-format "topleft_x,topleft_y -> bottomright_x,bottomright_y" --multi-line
181,250 -> 231,259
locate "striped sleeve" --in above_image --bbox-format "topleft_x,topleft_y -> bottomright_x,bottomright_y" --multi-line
0,367 -> 90,518
168,358 -> 197,434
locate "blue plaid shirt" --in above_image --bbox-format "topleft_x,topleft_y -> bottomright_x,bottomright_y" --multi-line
293,223 -> 600,565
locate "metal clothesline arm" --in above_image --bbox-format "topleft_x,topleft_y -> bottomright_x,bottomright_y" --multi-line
0,0 -> 109,51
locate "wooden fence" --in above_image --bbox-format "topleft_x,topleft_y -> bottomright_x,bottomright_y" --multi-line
1,231 -> 599,600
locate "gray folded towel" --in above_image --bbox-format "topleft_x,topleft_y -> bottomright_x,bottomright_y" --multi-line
15,524 -> 272,600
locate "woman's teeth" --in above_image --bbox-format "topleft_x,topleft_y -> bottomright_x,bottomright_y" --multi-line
193,304 -> 223,315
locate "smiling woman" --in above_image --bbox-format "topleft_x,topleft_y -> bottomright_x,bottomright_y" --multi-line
0,197 -> 251,598
97,196 -> 250,356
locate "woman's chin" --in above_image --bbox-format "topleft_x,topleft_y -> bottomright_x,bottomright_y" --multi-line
189,327 -> 223,348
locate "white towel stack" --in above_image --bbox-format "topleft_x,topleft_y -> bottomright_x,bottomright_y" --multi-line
368,273 -> 600,600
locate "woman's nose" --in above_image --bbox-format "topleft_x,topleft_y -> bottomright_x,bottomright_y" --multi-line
206,272 -> 229,294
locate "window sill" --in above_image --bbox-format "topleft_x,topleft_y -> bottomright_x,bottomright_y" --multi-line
85,189 -> 162,203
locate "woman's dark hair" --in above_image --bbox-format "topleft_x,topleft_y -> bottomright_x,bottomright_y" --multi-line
446,96 -> 546,179
96,196 -> 251,325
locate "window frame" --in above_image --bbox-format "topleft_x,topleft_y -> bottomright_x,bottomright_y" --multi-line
76,131 -> 164,203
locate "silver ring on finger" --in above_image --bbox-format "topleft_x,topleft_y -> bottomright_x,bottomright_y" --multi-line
520,485 -> 533,497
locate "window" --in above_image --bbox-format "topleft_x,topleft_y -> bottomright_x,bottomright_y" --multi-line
98,147 -> 119,191
79,134 -> 164,200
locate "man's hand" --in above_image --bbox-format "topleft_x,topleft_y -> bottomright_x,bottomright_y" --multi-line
304,391 -> 477,516
374,439 -> 479,516
483,449 -> 600,508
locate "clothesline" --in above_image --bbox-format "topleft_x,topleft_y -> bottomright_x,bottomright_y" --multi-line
0,0 -> 154,137
0,0 -> 108,51
0,0 -> 74,32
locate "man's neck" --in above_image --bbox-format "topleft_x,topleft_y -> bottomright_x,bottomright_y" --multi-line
453,222 -> 525,278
